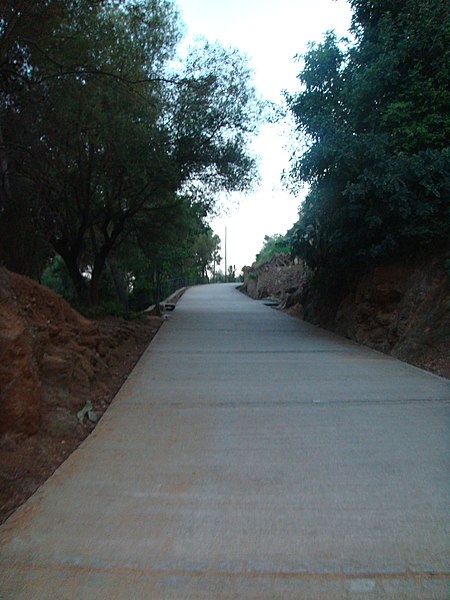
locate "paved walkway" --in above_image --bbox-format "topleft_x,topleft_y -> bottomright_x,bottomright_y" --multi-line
1,284 -> 449,599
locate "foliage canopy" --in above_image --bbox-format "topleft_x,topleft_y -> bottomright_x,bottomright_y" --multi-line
286,0 -> 450,286
0,0 -> 262,305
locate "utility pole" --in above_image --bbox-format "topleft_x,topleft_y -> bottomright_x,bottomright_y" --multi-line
224,226 -> 227,283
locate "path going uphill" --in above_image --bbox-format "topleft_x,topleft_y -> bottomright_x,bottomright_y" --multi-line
1,284 -> 449,598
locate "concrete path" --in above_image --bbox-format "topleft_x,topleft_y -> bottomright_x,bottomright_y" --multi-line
1,284 -> 449,599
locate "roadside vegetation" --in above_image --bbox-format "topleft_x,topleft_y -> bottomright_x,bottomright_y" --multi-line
254,234 -> 291,264
284,0 -> 449,292
253,0 -> 448,294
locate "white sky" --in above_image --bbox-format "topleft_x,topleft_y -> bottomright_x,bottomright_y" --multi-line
174,0 -> 352,271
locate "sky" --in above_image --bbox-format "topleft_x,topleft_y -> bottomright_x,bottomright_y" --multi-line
174,0 -> 353,272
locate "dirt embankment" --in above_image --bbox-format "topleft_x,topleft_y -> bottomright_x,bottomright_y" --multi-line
242,253 -> 449,378
318,255 -> 450,378
0,267 -> 163,524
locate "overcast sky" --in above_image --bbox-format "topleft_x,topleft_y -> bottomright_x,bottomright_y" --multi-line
174,0 -> 353,271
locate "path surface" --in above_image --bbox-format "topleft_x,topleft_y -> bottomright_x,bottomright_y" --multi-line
1,284 -> 449,599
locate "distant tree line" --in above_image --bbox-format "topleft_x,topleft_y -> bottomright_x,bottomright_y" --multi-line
0,0 -> 261,308
285,0 -> 449,291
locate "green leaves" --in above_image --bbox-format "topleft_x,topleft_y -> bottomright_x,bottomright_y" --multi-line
172,41 -> 262,197
287,0 -> 450,285
255,234 -> 292,264
0,0 -> 263,304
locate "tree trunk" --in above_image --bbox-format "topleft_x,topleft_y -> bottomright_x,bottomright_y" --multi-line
62,254 -> 90,306
108,258 -> 129,310
0,122 -> 11,210
154,270 -> 163,316
89,254 -> 107,306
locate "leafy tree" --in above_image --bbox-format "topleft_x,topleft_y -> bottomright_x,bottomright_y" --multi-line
128,196 -> 212,304
173,42 -> 260,199
191,229 -> 221,281
227,264 -> 237,282
31,1 -> 182,304
255,234 -> 291,264
286,0 -> 450,288
0,0 -> 82,276
209,234 -> 222,282
40,255 -> 77,303
0,0 -> 262,305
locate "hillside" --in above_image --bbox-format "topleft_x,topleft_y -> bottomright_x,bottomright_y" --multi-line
0,267 -> 162,524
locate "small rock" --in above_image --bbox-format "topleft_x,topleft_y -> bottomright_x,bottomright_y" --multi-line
87,410 -> 99,423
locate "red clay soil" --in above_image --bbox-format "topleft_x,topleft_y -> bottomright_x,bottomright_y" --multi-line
0,267 -> 163,525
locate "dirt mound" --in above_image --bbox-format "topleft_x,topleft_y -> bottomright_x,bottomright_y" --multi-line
0,267 -> 89,435
0,267 -> 163,523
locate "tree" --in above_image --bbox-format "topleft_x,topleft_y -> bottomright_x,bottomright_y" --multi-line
227,264 -> 236,282
0,1 -> 263,305
172,42 -> 260,199
0,0 -> 84,275
128,196 -> 211,303
191,229 -> 221,282
209,234 -> 222,282
286,0 -> 450,288
255,234 -> 291,264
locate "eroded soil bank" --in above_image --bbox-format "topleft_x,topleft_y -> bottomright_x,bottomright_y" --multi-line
0,267 -> 163,524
